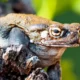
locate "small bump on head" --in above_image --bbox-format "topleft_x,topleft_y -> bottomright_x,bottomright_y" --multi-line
41,31 -> 48,38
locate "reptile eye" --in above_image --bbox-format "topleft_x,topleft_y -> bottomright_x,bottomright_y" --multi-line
49,27 -> 62,38
53,29 -> 61,34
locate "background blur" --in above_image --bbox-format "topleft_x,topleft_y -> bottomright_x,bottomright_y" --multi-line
0,0 -> 80,80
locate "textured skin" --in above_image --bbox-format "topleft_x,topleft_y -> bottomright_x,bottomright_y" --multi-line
0,13 -> 79,47
0,13 -> 80,80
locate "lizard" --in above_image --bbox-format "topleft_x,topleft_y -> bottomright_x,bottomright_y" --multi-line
0,13 -> 80,80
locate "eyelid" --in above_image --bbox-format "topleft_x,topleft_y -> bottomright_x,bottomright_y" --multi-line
52,27 -> 61,32
28,24 -> 48,31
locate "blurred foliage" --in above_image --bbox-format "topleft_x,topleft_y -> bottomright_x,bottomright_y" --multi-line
0,0 -> 8,3
61,60 -> 77,80
71,0 -> 80,15
32,0 -> 57,19
32,0 -> 80,19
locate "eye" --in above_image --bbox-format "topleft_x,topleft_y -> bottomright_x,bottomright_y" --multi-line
49,27 -> 62,38
52,28 -> 61,35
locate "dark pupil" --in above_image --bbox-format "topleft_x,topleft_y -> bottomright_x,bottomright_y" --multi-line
53,29 -> 60,33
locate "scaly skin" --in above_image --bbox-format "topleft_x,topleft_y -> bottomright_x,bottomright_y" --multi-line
0,13 -> 80,80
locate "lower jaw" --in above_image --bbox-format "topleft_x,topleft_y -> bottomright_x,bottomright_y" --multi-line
49,43 -> 79,47
41,37 -> 79,47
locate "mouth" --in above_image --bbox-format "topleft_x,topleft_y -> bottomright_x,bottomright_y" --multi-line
36,32 -> 80,47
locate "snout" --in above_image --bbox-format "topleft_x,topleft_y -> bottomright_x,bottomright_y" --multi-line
70,23 -> 80,46
78,25 -> 80,45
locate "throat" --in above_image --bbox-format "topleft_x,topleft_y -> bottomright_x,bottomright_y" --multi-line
29,43 -> 66,59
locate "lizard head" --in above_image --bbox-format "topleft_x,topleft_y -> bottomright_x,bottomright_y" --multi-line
29,23 -> 80,47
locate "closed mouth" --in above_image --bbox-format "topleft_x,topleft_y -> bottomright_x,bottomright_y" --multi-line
36,32 -> 79,47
